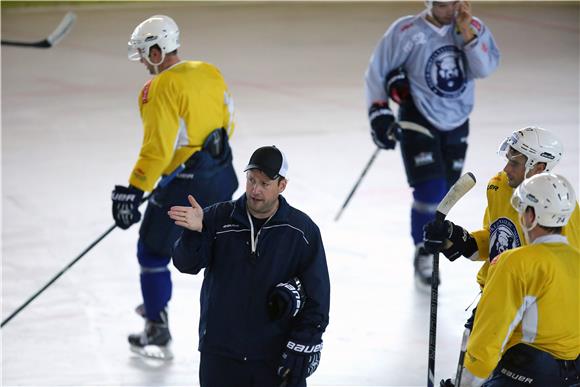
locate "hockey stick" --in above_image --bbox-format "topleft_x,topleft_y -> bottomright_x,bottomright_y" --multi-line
1,12 -> 76,48
454,326 -> 471,386
1,165 -> 186,328
427,172 -> 476,387
334,147 -> 380,221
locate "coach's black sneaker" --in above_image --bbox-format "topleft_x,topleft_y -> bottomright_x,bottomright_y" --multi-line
414,244 -> 440,289
128,308 -> 173,360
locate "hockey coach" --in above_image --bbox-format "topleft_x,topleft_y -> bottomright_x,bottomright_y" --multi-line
169,145 -> 331,387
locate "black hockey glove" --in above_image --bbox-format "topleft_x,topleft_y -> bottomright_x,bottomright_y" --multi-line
385,67 -> 411,105
278,340 -> 322,386
423,220 -> 478,261
267,277 -> 306,321
440,379 -> 455,387
111,185 -> 144,230
369,102 -> 398,150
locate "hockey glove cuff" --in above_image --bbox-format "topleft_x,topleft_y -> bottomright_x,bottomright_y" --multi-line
111,185 -> 144,230
278,340 -> 322,385
267,277 -> 306,320
369,102 -> 398,150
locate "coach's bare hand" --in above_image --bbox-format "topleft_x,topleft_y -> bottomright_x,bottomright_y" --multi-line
168,195 -> 203,232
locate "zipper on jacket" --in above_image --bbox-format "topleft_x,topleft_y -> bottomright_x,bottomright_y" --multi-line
246,210 -> 274,261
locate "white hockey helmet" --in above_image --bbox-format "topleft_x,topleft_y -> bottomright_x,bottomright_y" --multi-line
510,173 -> 576,228
498,126 -> 563,176
128,15 -> 180,65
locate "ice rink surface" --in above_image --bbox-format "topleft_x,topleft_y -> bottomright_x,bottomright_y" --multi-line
2,2 -> 578,386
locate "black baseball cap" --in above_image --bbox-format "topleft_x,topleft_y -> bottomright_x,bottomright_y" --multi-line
244,146 -> 289,180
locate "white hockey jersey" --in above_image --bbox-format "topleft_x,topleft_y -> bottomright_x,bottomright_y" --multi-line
365,9 -> 500,130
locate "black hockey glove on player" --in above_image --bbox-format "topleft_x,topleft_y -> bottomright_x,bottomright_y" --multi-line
423,220 -> 478,261
267,277 -> 306,320
440,379 -> 455,387
385,67 -> 411,105
111,185 -> 144,230
278,340 -> 322,386
369,102 -> 398,150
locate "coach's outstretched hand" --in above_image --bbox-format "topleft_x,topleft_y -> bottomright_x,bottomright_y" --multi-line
168,194 -> 203,232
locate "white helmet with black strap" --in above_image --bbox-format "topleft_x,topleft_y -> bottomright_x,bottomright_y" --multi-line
128,15 -> 180,67
498,126 -> 563,176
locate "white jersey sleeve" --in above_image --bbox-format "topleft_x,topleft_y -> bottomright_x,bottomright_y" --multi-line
364,15 -> 415,109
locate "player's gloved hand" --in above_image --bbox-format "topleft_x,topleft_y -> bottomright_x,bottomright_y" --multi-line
423,220 -> 478,261
369,102 -> 398,150
440,379 -> 455,387
385,67 -> 411,105
111,185 -> 144,230
278,340 -> 322,386
267,277 -> 306,320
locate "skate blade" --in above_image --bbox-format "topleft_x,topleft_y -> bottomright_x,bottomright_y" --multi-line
130,344 -> 174,360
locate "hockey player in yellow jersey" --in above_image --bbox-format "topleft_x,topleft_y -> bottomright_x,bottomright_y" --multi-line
457,173 -> 580,386
423,126 -> 579,385
425,127 -> 578,272
110,15 -> 238,358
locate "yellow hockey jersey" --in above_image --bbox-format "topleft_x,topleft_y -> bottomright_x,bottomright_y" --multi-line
470,171 -> 579,288
129,61 -> 235,192
464,235 -> 580,379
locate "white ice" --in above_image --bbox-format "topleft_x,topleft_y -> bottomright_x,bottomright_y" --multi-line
2,2 -> 578,386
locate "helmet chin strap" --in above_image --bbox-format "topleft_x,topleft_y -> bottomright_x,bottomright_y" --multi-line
143,49 -> 166,75
518,213 -> 537,245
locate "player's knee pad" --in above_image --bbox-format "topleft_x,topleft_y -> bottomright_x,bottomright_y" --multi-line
411,179 -> 447,244
413,178 -> 447,205
442,121 -> 469,187
137,240 -> 170,269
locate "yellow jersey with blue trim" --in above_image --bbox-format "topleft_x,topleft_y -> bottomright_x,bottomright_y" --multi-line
464,235 -> 580,379
470,171 -> 579,288
129,61 -> 235,192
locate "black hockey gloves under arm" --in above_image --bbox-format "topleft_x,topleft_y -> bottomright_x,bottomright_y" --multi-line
385,67 -> 411,105
278,340 -> 322,386
423,220 -> 478,261
267,277 -> 306,321
369,102 -> 398,150
111,185 -> 144,230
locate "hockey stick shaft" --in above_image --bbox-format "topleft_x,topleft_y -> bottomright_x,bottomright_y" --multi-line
455,327 -> 471,386
1,165 -> 185,328
427,172 -> 476,387
1,12 -> 76,48
334,147 -> 380,221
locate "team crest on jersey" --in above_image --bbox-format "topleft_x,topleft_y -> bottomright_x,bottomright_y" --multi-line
489,217 -> 521,260
425,46 -> 466,98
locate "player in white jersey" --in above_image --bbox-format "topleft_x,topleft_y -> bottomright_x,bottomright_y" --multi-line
457,173 -> 579,386
365,1 -> 500,288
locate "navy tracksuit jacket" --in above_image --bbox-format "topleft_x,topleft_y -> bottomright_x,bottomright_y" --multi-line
172,194 -> 330,363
